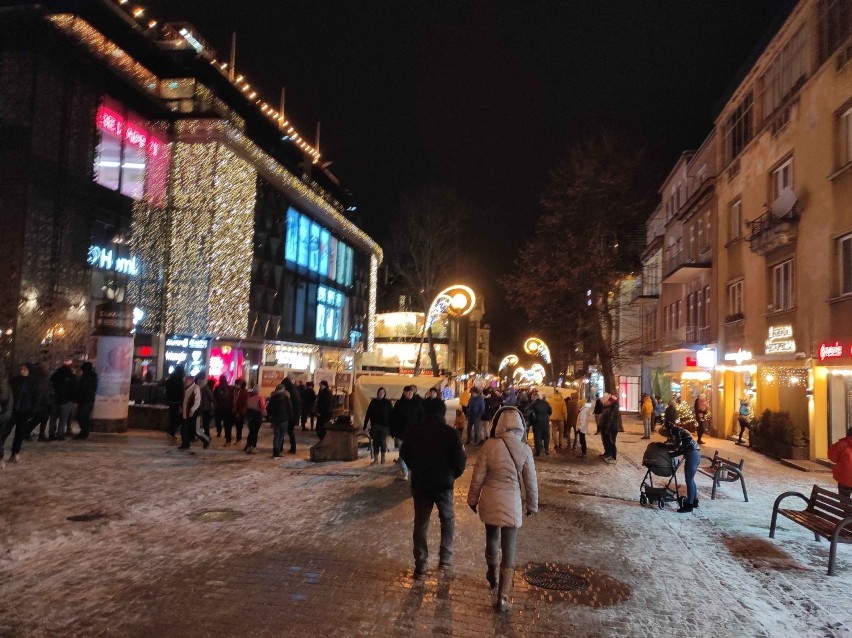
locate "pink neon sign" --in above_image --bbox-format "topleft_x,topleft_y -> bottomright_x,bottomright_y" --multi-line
96,105 -> 164,157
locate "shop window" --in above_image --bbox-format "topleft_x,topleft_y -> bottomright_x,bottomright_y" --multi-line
840,233 -> 852,295
94,102 -> 168,205
771,259 -> 795,311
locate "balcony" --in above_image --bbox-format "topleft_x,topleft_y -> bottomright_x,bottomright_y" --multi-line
659,325 -> 710,351
629,276 -> 660,304
723,316 -> 745,351
747,208 -> 799,255
662,248 -> 711,284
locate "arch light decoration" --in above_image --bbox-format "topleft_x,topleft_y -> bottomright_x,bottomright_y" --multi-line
427,284 -> 477,328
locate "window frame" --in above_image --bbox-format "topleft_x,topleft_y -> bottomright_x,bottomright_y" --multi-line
729,198 -> 742,242
840,232 -> 852,296
771,157 -> 794,201
727,279 -> 744,317
771,259 -> 795,312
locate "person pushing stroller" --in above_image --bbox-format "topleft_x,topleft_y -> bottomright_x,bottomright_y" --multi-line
667,420 -> 700,513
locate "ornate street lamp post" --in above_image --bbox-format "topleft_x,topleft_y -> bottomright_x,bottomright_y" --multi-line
415,284 -> 477,376
524,337 -> 554,383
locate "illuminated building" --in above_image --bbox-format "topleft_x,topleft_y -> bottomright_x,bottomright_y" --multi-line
0,1 -> 381,383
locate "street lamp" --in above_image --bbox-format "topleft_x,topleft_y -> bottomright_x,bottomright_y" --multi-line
498,354 -> 519,371
416,284 -> 478,376
524,336 -> 554,382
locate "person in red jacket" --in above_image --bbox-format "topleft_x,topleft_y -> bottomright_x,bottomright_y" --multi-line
828,428 -> 852,499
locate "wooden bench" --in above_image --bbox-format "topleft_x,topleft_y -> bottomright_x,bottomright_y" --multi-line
697,451 -> 748,501
769,485 -> 852,576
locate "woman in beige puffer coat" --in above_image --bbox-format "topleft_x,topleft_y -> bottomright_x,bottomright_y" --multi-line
468,406 -> 538,613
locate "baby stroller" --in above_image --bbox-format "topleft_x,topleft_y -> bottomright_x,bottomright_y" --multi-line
639,442 -> 686,509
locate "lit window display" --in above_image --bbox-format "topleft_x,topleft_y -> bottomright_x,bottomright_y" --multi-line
316,285 -> 344,341
285,207 -> 353,285
94,102 -> 169,205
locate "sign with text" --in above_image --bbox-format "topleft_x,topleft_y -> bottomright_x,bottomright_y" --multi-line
818,341 -> 852,362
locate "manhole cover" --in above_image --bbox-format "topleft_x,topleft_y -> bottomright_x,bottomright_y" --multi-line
188,509 -> 245,523
524,565 -> 589,591
67,512 -> 105,522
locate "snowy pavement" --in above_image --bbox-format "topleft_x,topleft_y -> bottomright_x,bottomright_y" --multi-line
0,418 -> 850,637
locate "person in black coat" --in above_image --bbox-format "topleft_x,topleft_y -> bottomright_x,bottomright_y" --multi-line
599,394 -> 623,464
2,364 -> 39,463
400,413 -> 467,577
390,386 -> 426,480
423,387 -> 447,424
668,422 -> 701,513
49,359 -> 78,440
282,377 -> 301,433
300,381 -> 317,431
165,365 -> 185,440
74,362 -> 98,440
315,380 -> 334,440
364,387 -> 393,465
267,385 -> 295,457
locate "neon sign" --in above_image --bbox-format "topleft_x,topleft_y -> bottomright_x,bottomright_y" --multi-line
724,349 -> 753,365
96,105 -> 164,158
819,341 -> 852,362
765,324 -> 795,355
87,245 -> 139,276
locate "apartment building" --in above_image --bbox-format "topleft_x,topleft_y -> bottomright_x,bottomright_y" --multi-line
713,0 -> 852,459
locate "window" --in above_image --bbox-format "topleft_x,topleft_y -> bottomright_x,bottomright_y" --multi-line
697,288 -> 705,327
704,285 -> 711,326
841,107 -> 852,167
840,233 -> 852,295
728,280 -> 744,316
723,91 -> 754,164
674,300 -> 682,329
284,208 -> 354,285
818,0 -> 852,64
729,199 -> 742,241
94,102 -> 169,205
771,259 -> 795,311
761,25 -> 809,118
771,158 -> 794,200
676,184 -> 683,210
316,285 -> 344,341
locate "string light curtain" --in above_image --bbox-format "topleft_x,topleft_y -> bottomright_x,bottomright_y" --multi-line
759,366 -> 809,387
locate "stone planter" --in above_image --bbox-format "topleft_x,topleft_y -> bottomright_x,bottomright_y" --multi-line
775,444 -> 808,460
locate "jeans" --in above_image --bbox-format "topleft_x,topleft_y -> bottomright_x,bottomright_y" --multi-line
466,419 -> 479,443
272,419 -> 289,456
532,422 -> 549,453
485,524 -> 518,568
77,401 -> 94,438
412,487 -> 455,568
167,402 -> 182,437
246,410 -> 262,448
49,402 -> 73,438
371,425 -> 389,457
642,417 -> 652,438
684,449 -> 700,504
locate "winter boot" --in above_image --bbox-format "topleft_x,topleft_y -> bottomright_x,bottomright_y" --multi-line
495,567 -> 514,613
485,559 -> 499,591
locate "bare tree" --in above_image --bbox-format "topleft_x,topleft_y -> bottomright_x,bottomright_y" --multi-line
386,186 -> 470,376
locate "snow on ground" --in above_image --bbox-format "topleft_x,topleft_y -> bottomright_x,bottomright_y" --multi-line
0,417 -> 850,637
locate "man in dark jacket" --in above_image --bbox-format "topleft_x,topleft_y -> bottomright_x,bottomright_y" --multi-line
364,387 -> 393,465
49,359 -> 78,440
390,386 -> 425,480
74,362 -> 98,440
465,387 -> 485,445
400,413 -> 467,577
165,365 -> 185,441
300,381 -> 317,431
315,380 -> 334,440
600,394 -> 623,464
528,391 -> 553,456
2,364 -> 38,463
282,377 -> 301,435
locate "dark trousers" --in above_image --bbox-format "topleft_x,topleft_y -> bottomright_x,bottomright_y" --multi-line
532,422 -> 549,453
181,410 -> 209,448
1,411 -> 31,456
317,414 -> 331,440
201,410 -> 213,437
215,409 -> 232,436
77,401 -> 94,438
485,524 -> 517,568
226,415 -> 244,443
696,418 -> 706,442
737,416 -> 750,443
839,484 -> 852,499
301,410 -> 315,430
167,402 -> 182,436
371,425 -> 389,457
466,419 -> 478,443
246,410 -> 262,448
602,428 -> 618,459
576,432 -> 587,455
412,487 -> 455,568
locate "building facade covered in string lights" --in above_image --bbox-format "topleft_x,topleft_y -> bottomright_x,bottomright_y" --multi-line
0,0 -> 381,385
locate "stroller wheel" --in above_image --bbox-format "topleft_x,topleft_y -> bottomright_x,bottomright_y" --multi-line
640,494 -> 647,506
658,499 -> 665,510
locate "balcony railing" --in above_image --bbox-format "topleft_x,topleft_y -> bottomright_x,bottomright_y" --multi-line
662,248 -> 711,280
747,208 -> 799,255
659,325 -> 710,351
629,276 -> 660,303
723,316 -> 745,350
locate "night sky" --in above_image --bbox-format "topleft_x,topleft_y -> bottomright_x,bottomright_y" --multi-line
143,0 -> 787,357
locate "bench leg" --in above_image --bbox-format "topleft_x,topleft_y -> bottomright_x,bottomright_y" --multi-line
828,540 -> 837,576
740,476 -> 749,503
769,508 -> 779,538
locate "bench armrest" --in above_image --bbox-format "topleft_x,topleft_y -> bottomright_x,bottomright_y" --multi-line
772,491 -> 810,513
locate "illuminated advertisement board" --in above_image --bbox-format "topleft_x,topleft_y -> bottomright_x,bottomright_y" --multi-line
285,207 -> 353,285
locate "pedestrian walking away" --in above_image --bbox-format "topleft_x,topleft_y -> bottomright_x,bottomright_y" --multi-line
466,387 -> 485,445
1,364 -> 38,465
74,362 -> 98,440
232,379 -> 249,444
599,393 -> 622,464
564,394 -> 579,449
694,393 -> 709,444
575,400 -> 592,458
528,390 -> 552,456
315,380 -> 334,440
267,384 -> 295,457
244,385 -> 266,453
468,406 -> 538,612
180,376 -> 210,450
546,390 -> 566,450
49,359 -> 77,440
390,385 -> 424,480
199,376 -> 215,438
282,377 -> 302,437
640,393 -> 654,439
364,387 -> 392,465
400,413 -> 467,578
165,365 -> 185,441
300,381 -> 316,431
213,375 -> 234,440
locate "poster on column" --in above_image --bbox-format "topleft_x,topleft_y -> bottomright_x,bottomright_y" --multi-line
92,335 -> 134,420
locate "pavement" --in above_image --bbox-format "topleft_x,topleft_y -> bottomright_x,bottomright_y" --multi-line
1,417 -> 850,637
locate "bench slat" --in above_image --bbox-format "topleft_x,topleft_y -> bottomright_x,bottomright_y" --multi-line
811,500 -> 852,519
